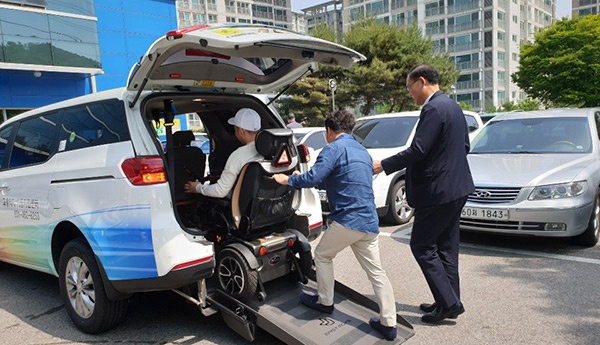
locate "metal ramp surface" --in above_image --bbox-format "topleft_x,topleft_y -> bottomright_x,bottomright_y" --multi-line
212,278 -> 414,344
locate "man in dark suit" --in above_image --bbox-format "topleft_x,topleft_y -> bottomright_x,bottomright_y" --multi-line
373,64 -> 475,323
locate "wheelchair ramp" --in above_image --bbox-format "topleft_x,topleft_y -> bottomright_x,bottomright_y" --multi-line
211,278 -> 414,344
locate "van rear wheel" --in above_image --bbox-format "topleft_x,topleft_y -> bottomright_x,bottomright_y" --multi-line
58,238 -> 128,334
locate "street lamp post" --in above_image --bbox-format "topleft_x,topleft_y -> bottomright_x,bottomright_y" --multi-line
328,79 -> 337,112
450,84 -> 457,103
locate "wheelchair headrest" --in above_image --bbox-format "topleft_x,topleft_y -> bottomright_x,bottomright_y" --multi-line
255,128 -> 295,160
173,130 -> 195,147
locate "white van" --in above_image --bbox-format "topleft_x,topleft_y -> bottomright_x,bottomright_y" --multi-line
0,24 -> 364,333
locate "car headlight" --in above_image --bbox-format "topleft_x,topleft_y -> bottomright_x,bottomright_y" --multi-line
528,181 -> 587,200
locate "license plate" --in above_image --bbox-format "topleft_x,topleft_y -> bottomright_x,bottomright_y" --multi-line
318,190 -> 327,202
461,206 -> 509,221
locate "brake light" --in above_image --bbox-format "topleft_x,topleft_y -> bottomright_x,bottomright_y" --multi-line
172,256 -> 212,271
121,157 -> 166,185
166,25 -> 210,40
297,144 -> 310,164
185,48 -> 231,60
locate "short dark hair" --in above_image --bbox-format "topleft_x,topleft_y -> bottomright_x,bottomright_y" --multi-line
325,110 -> 355,134
407,64 -> 440,85
288,114 -> 295,120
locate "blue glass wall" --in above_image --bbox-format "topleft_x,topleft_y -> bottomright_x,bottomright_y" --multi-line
0,0 -> 177,111
95,0 -> 177,91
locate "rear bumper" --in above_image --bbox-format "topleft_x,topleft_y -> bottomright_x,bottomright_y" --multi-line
109,256 -> 215,294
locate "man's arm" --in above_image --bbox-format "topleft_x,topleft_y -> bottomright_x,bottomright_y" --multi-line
381,106 -> 442,174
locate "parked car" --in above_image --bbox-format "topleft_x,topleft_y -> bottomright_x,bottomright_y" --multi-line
291,127 -> 327,166
351,110 -> 482,225
0,24 -> 364,333
462,108 -> 600,246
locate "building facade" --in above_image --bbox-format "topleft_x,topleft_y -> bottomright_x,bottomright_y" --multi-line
0,0 -> 177,121
302,0 -> 556,112
176,0 -> 293,28
572,0 -> 599,16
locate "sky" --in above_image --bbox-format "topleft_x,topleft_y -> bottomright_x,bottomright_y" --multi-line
291,0 -> 572,18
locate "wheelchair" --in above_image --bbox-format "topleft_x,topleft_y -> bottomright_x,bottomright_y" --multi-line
180,128 -> 313,302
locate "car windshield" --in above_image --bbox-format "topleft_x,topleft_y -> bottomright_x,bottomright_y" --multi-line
353,117 -> 419,149
470,117 -> 592,154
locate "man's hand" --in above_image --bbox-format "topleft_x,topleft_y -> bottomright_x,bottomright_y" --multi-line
373,160 -> 384,175
272,174 -> 289,185
184,180 -> 200,193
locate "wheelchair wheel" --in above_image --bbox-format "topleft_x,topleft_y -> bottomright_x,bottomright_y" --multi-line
216,248 -> 258,301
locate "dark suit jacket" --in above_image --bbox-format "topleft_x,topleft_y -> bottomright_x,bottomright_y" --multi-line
381,91 -> 475,208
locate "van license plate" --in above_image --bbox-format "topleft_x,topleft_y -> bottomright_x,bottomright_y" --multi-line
461,207 -> 508,220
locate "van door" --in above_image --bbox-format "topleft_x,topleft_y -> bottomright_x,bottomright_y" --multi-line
0,113 -> 60,272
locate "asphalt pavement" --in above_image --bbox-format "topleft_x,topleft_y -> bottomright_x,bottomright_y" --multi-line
1,222 -> 599,345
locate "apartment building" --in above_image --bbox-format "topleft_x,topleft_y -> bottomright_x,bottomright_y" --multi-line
302,0 -> 556,112
176,0 -> 293,28
572,0 -> 599,16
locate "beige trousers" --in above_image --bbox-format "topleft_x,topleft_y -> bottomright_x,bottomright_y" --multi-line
314,221 -> 397,327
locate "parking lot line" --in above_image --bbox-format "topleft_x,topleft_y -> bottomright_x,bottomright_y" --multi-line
384,229 -> 600,266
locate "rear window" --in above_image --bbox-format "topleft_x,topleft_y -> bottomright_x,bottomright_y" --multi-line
353,117 -> 419,149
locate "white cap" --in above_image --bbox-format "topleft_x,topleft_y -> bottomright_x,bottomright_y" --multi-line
228,108 -> 261,131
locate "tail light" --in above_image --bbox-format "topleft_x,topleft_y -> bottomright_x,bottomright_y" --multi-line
297,144 -> 310,164
121,157 -> 166,185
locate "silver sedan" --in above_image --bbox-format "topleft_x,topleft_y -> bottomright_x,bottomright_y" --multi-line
461,108 -> 600,246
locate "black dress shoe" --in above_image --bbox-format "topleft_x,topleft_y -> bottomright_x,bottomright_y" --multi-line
421,302 -> 465,323
419,302 -> 436,313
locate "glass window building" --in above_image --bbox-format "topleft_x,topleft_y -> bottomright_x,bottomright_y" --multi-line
0,0 -> 177,122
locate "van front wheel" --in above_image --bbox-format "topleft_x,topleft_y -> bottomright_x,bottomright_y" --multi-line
58,238 -> 128,334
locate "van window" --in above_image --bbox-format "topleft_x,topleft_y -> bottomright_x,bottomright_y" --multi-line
58,99 -> 130,152
0,124 -> 15,168
10,113 -> 60,168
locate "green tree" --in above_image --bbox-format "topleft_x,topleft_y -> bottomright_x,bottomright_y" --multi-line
512,15 -> 600,107
341,19 -> 458,116
278,19 -> 459,120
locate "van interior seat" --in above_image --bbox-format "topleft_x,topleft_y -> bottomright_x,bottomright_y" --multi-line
171,130 -> 206,203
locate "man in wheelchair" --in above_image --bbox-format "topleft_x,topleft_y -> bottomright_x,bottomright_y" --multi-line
183,109 -> 313,302
184,108 -> 263,198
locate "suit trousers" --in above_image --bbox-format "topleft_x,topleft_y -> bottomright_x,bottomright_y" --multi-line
410,196 -> 468,309
314,221 -> 397,327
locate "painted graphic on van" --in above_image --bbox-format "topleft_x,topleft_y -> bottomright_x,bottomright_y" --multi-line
62,204 -> 158,280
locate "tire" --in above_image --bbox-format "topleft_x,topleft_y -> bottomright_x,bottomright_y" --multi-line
384,179 -> 414,225
573,191 -> 600,247
216,248 -> 258,301
58,238 -> 128,334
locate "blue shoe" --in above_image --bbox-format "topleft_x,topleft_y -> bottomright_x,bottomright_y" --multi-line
299,293 -> 334,314
369,317 -> 397,341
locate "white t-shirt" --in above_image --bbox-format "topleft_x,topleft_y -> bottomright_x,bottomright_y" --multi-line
195,141 -> 262,198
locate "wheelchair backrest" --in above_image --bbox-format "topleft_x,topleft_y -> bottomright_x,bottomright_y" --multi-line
230,128 -> 298,239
